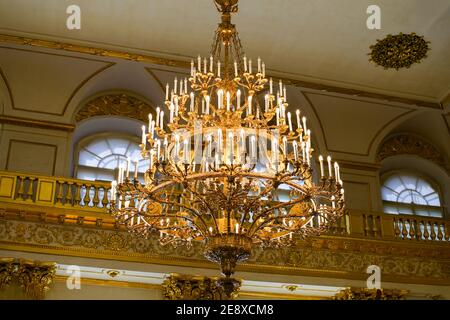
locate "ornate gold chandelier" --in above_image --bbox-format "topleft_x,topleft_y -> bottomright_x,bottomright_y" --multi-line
110,0 -> 344,296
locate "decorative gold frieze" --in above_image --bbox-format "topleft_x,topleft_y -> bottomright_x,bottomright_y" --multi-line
334,287 -> 409,300
162,273 -> 238,300
0,217 -> 449,285
369,33 -> 430,70
0,258 -> 56,299
376,134 -> 447,171
0,258 -> 15,289
17,259 -> 57,299
75,94 -> 154,123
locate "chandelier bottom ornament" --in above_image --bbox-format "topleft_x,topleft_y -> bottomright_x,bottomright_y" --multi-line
204,234 -> 252,297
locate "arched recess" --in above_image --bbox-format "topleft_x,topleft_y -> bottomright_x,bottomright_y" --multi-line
366,108 -> 421,162
377,133 -> 450,218
292,88 -> 327,155
69,91 -> 155,176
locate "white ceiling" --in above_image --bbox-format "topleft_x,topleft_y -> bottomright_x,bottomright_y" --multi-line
0,0 -> 449,102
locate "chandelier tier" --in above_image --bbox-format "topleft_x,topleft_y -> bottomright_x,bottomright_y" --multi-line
110,0 -> 345,297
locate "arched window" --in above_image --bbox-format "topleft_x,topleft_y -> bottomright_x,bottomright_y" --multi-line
381,172 -> 443,217
75,134 -> 148,181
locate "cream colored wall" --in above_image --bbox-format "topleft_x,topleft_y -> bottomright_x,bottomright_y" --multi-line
0,281 -> 163,300
0,123 -> 72,176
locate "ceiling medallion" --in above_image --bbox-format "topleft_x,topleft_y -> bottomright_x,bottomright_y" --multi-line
369,33 -> 430,70
110,0 -> 345,298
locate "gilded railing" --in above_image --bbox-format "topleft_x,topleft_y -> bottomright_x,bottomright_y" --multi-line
0,171 -> 448,242
0,171 -> 110,212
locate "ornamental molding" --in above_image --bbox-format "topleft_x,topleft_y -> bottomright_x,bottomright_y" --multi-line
75,94 -> 154,123
369,33 -> 430,70
334,287 -> 409,300
0,257 -> 56,299
376,134 -> 448,171
162,273 -> 236,300
0,216 -> 449,285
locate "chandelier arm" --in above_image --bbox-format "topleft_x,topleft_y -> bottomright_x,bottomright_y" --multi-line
181,182 -> 221,232
239,181 -> 275,223
140,213 -> 198,230
247,196 -> 309,236
250,214 -> 310,239
146,195 -> 210,232
250,214 -> 318,242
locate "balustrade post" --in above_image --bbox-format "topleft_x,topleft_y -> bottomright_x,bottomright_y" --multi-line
65,182 -> 73,206
56,181 -> 64,205
101,187 -> 109,208
92,186 -> 100,208
17,176 -> 25,200
83,184 -> 91,207
415,220 -> 422,240
26,177 -> 36,202
445,222 -> 450,241
430,221 -> 436,240
73,183 -> 81,206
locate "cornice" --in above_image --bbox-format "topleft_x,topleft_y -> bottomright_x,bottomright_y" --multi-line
0,115 -> 75,132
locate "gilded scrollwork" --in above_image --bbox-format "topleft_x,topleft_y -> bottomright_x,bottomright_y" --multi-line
334,287 -> 409,300
0,258 -> 15,289
75,94 -> 154,123
369,33 -> 430,70
162,273 -> 236,300
17,259 -> 56,299
377,134 -> 447,171
0,258 -> 56,299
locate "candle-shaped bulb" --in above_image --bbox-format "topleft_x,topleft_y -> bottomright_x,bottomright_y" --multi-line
160,111 -> 164,128
319,155 -> 324,177
126,157 -> 130,178
134,160 -> 138,179
205,95 -> 210,114
287,112 -> 293,132
190,92 -> 194,112
327,155 -> 333,177
141,125 -> 146,145
302,116 -> 307,133
236,89 -> 241,109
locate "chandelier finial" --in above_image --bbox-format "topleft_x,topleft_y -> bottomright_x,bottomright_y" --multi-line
214,0 -> 239,14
